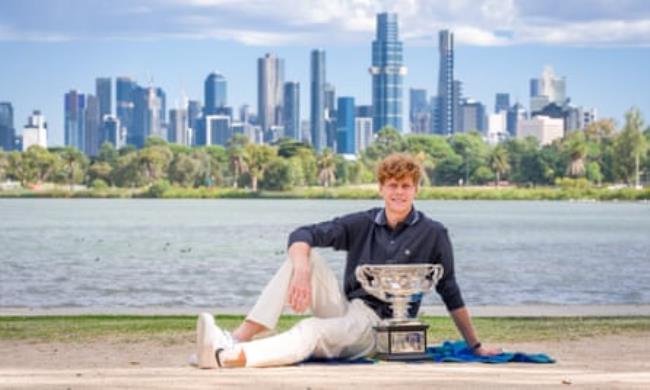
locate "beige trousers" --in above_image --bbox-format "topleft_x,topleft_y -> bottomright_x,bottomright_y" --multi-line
240,252 -> 380,368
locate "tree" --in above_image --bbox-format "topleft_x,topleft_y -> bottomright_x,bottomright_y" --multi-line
563,131 -> 588,178
7,152 -> 37,186
111,152 -> 145,187
87,162 -> 113,186
613,108 -> 647,186
168,153 -> 200,187
275,137 -> 311,158
448,132 -> 489,185
261,157 -> 292,191
243,144 -> 276,192
144,136 -> 168,147
139,145 -> 173,184
488,145 -> 510,186
97,142 -> 118,166
118,144 -> 136,156
22,145 -> 58,184
364,127 -> 403,160
57,147 -> 89,189
227,134 -> 250,188
317,148 -> 336,187
586,161 -> 603,185
584,120 -> 616,183
471,166 -> 495,185
433,153 -> 463,185
403,134 -> 455,161
0,150 -> 7,181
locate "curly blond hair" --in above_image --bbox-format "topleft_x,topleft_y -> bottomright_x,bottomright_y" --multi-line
376,153 -> 422,185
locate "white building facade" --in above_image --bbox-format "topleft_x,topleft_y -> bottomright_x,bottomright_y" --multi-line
22,111 -> 47,150
517,115 -> 564,145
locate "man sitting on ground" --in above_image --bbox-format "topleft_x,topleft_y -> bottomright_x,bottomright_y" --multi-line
195,153 -> 501,368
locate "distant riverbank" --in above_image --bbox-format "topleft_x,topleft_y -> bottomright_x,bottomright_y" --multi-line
1,184 -> 649,201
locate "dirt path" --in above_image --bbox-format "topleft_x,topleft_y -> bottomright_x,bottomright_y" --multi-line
1,335 -> 649,389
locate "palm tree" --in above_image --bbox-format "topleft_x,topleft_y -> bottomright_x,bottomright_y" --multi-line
227,134 -> 250,188
243,144 -> 275,192
488,145 -> 510,186
317,148 -> 336,187
59,147 -> 88,190
564,132 -> 587,178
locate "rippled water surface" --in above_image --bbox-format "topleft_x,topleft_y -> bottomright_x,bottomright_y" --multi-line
1,199 -> 648,308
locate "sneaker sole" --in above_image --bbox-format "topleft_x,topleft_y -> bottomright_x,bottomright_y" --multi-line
197,314 -> 217,369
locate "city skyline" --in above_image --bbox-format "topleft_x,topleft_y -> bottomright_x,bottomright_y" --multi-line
1,1 -> 649,147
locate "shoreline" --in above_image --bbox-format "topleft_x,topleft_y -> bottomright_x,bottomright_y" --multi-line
3,304 -> 650,317
1,184 -> 649,201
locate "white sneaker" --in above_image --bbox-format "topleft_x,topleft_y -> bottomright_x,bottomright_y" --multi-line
195,312 -> 237,369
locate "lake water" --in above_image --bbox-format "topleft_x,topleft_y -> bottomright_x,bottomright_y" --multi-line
1,199 -> 648,309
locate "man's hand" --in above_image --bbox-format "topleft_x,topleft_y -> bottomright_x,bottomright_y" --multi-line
288,266 -> 311,313
287,242 -> 312,313
474,345 -> 503,356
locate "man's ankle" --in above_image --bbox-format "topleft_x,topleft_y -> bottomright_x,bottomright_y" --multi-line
220,347 -> 246,368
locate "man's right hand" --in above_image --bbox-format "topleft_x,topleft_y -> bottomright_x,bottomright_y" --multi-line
288,266 -> 311,313
287,242 -> 312,313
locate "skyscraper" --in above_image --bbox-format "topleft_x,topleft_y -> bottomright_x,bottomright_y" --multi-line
459,99 -> 486,133
95,77 -> 112,120
84,95 -> 101,156
156,87 -> 167,128
324,83 -> 337,149
169,108 -> 189,145
437,30 -> 454,135
100,115 -> 121,149
64,90 -> 85,151
530,66 -> 567,113
495,93 -> 510,113
129,86 -> 162,148
187,100 -> 202,144
204,72 -> 227,115
283,82 -> 300,141
205,115 -> 232,146
336,97 -> 355,154
0,102 -> 15,151
409,88 -> 430,134
257,53 -> 284,137
310,49 -> 326,151
116,77 -> 136,139
507,103 -> 527,137
370,13 -> 406,133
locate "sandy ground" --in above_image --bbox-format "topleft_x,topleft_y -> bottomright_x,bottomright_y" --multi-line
1,335 -> 650,389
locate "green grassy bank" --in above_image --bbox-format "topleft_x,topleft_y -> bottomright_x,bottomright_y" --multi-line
2,315 -> 649,344
1,185 -> 649,201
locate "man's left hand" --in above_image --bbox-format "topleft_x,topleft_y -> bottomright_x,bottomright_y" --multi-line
474,344 -> 503,356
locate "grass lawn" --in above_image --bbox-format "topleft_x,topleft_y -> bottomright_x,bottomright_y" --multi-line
2,315 -> 649,344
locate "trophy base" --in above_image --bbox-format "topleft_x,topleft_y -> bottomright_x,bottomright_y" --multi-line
373,323 -> 430,361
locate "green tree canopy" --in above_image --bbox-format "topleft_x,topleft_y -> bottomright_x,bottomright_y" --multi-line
613,108 -> 647,186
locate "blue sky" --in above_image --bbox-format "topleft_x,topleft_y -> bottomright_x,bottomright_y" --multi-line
1,0 -> 649,146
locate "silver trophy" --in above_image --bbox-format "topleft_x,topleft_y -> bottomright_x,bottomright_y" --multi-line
355,263 -> 444,361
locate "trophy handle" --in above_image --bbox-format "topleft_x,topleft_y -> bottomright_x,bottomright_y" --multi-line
355,264 -> 388,301
422,264 -> 444,291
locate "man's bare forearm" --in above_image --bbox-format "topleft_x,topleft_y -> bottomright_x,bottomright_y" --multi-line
449,306 -> 480,347
288,242 -> 311,274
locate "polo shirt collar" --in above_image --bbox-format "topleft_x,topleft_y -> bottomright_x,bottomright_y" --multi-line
374,207 -> 420,226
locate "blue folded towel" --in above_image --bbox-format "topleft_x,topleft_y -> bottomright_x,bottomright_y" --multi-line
427,340 -> 555,364
302,340 -> 554,365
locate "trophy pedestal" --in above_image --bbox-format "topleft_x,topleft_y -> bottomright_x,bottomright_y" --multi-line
374,323 -> 429,361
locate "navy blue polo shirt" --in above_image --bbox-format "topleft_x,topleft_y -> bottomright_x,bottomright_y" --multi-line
287,207 -> 465,319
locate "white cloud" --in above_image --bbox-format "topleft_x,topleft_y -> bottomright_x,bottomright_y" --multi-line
515,19 -> 650,46
1,0 -> 649,46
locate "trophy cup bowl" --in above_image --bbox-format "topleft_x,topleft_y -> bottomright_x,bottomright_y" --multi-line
355,263 -> 444,361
